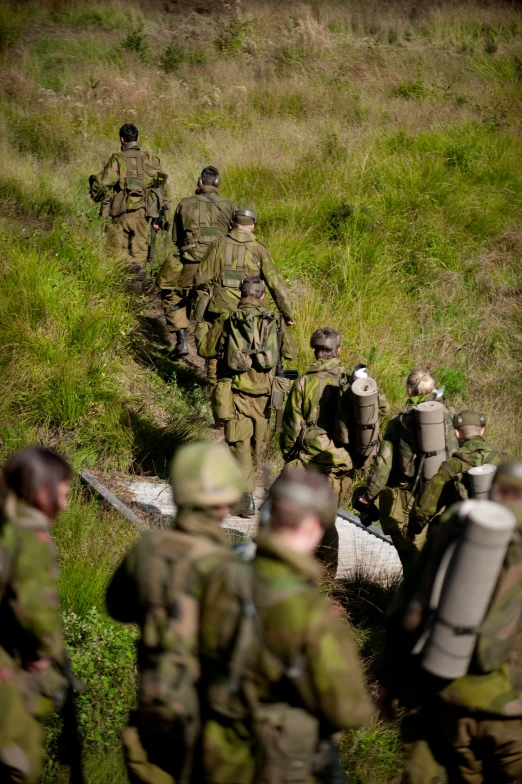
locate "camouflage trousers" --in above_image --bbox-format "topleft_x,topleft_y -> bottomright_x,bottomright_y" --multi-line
158,258 -> 199,332
106,208 -> 149,268
378,487 -> 426,571
224,391 -> 271,492
0,649 -> 43,784
402,708 -> 448,784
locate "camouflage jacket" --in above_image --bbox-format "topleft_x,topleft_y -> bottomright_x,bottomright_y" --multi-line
89,141 -> 161,216
410,436 -> 507,534
171,186 -> 237,263
381,503 -> 522,716
280,358 -> 352,471
194,229 -> 294,321
366,395 -> 458,501
198,298 -> 297,395
106,508 -> 233,698
200,530 -> 374,782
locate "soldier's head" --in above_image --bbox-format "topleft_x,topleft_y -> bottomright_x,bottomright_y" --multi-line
198,166 -> 221,188
264,468 -> 337,554
240,276 -> 265,301
2,447 -> 72,520
170,441 -> 245,523
490,462 -> 522,510
452,410 -> 486,443
119,123 -> 138,145
310,327 -> 341,360
406,369 -> 434,398
232,207 -> 258,232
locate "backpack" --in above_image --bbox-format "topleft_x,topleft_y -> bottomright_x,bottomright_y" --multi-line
226,310 -> 279,373
195,193 -> 231,246
444,447 -> 500,501
116,148 -> 161,215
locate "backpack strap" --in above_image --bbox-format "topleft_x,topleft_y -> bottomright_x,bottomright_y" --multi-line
206,192 -> 232,231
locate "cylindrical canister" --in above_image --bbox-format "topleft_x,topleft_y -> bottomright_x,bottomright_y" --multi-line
467,464 -> 497,500
351,377 -> 379,459
415,401 -> 446,480
422,499 -> 516,680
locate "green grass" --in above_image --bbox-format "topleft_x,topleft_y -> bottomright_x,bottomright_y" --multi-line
0,0 -> 521,781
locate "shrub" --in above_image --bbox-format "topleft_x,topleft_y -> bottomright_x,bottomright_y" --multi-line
120,24 -> 148,62
159,41 -> 186,72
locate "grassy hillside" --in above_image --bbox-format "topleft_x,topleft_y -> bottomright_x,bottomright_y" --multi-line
0,0 -> 521,781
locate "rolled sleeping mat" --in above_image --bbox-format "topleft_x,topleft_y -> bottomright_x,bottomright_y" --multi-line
415,401 -> 446,481
422,499 -> 516,680
351,377 -> 379,459
468,464 -> 497,500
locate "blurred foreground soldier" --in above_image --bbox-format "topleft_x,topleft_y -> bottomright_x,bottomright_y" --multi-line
280,328 -> 352,573
106,442 -> 245,784
200,468 -> 374,784
358,369 -> 458,569
0,448 -> 73,781
89,123 -> 166,282
156,166 -> 237,359
409,409 -> 507,539
198,276 -> 297,518
194,207 -> 295,385
379,462 -> 522,783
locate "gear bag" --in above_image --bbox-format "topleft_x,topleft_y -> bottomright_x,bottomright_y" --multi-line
226,310 -> 279,373
111,148 -> 160,216
443,447 -> 500,502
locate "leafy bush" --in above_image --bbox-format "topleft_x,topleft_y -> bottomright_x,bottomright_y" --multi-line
121,24 -> 148,61
393,66 -> 426,100
159,41 -> 186,72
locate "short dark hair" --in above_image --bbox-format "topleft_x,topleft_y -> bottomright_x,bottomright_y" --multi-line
200,166 -> 220,186
240,275 -> 264,299
311,327 -> 340,360
3,447 -> 71,506
119,124 -> 138,143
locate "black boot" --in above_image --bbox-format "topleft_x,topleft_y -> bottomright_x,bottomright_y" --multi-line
173,328 -> 189,357
239,492 -> 256,519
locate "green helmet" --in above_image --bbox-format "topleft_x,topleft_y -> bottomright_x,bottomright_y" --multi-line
233,207 -> 258,226
170,441 -> 245,507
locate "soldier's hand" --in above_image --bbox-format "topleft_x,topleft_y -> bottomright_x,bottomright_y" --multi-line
153,223 -> 160,231
284,318 -> 295,326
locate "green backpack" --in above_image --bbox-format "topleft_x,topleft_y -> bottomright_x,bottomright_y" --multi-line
226,309 -> 279,373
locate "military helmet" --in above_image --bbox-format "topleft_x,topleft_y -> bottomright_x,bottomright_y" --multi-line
170,441 -> 245,507
492,462 -> 522,492
268,468 -> 338,529
453,410 -> 487,429
233,207 -> 258,226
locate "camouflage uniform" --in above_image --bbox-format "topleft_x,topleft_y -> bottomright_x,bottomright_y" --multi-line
409,436 -> 507,537
200,528 -> 375,784
381,499 -> 522,783
157,185 -> 237,333
0,494 -> 67,719
365,395 -> 458,568
106,443 -> 245,784
89,141 -> 162,271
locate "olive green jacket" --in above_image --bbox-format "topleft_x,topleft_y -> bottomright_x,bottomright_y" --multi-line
195,229 -> 294,321
280,358 -> 352,471
200,530 -> 374,783
89,141 -> 161,216
171,186 -> 237,263
410,436 -> 507,535
381,503 -> 522,716
366,395 -> 458,501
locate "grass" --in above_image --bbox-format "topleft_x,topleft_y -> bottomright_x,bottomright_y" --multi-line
0,0 -> 521,780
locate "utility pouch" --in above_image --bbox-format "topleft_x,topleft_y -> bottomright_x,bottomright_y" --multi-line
253,703 -> 319,784
212,380 -> 235,422
199,226 -> 219,244
100,199 -> 111,218
223,268 -> 244,289
271,375 -> 291,411
194,289 -> 211,322
146,187 -> 163,220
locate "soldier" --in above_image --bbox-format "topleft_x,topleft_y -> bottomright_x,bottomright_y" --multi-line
89,123 -> 165,282
199,468 -> 374,784
379,462 -> 522,783
198,276 -> 297,518
156,166 -> 237,359
408,409 -> 507,539
358,369 -> 458,569
0,448 -> 72,780
106,441 -> 245,784
194,207 -> 295,386
280,327 -> 352,572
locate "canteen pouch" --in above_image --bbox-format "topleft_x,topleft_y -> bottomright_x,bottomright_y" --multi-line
271,375 -> 291,411
199,226 -> 219,245
223,268 -> 244,289
212,380 -> 235,422
253,703 -> 319,784
194,289 -> 211,323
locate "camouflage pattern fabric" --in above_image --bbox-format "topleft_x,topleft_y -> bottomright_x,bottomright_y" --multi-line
156,186 -> 237,332
89,141 -> 161,215
106,508 -> 234,784
0,495 -> 67,718
199,530 -> 374,784
410,436 -> 507,536
194,229 -> 294,322
105,208 -> 149,267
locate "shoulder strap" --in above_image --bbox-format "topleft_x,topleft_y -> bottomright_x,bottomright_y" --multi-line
224,241 -> 246,270
207,192 -> 233,231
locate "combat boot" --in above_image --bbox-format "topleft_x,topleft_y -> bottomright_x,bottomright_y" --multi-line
173,329 -> 189,358
239,492 -> 256,519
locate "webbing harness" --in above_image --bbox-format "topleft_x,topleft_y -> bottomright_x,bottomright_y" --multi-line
223,240 -> 247,289
120,148 -> 146,196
